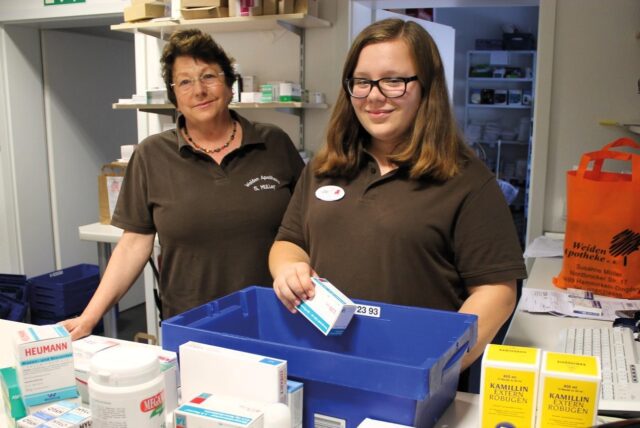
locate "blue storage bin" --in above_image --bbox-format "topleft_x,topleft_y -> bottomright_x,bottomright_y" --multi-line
162,286 -> 477,428
28,264 -> 99,318
0,293 -> 28,322
30,288 -> 97,317
29,264 -> 99,292
0,273 -> 27,284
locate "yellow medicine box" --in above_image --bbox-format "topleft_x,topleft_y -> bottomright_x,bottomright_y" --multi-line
480,344 -> 541,428
536,351 -> 601,428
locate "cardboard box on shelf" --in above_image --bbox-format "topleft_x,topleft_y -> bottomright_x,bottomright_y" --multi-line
131,0 -> 166,4
98,162 -> 127,225
123,2 -> 166,22
181,0 -> 227,7
262,0 -> 277,15
294,0 -> 317,16
278,0 -> 293,14
181,5 -> 229,19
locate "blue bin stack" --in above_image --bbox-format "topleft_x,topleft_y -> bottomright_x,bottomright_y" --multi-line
28,264 -> 100,326
0,273 -> 29,322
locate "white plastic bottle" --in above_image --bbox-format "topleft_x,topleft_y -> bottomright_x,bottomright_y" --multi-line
89,346 -> 166,428
263,402 -> 291,428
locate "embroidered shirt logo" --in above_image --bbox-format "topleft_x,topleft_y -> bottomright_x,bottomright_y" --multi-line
245,175 -> 281,191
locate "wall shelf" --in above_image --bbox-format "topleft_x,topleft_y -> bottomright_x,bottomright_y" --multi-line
112,101 -> 329,117
111,13 -> 331,39
468,77 -> 534,83
466,104 -> 532,110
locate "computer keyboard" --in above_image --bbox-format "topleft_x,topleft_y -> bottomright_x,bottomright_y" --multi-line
559,326 -> 640,418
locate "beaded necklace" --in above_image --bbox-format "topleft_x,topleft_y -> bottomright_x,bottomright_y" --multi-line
184,120 -> 237,154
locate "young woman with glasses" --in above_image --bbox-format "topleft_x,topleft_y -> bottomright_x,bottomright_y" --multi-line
269,19 -> 527,376
62,29 -> 303,339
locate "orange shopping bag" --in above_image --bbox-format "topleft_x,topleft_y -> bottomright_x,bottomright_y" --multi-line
553,138 -> 640,298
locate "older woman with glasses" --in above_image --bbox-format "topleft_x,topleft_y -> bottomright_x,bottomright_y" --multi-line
269,19 -> 527,377
62,29 -> 303,339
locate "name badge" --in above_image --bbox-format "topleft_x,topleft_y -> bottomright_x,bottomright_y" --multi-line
315,185 -> 345,201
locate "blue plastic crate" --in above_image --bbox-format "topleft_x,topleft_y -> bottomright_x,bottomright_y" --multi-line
0,293 -> 28,322
0,283 -> 29,303
0,273 -> 29,303
30,288 -> 97,317
28,264 -> 99,318
162,286 -> 477,428
28,264 -> 99,293
0,273 -> 27,285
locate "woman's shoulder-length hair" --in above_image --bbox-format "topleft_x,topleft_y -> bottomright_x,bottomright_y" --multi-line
312,18 -> 473,181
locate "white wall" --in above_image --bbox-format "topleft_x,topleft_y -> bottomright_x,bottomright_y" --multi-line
0,0 -> 126,23
0,29 -> 21,273
541,0 -> 640,233
0,25 -> 55,276
41,29 -> 136,268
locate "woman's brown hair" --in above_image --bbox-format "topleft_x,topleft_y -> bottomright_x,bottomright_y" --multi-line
313,18 -> 472,181
160,29 -> 236,106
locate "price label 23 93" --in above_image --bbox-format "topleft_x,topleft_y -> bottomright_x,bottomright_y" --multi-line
355,304 -> 381,318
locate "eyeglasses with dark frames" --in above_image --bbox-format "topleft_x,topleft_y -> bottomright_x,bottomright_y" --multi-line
171,71 -> 225,94
344,76 -> 419,98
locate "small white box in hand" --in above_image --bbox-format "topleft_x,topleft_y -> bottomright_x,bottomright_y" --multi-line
14,325 -> 78,406
296,277 -> 357,336
179,341 -> 287,405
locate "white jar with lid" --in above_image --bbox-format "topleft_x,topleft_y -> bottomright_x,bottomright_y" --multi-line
89,346 -> 166,428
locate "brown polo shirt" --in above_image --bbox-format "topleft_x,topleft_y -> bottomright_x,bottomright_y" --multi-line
276,152 -> 527,311
112,112 -> 304,318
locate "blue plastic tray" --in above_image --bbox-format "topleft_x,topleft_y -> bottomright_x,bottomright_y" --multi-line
162,286 -> 477,428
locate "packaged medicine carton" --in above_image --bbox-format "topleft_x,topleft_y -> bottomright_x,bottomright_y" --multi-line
180,341 -> 287,405
47,406 -> 92,428
14,325 -> 78,406
31,400 -> 78,422
536,351 -> 601,428
278,82 -> 302,102
296,277 -> 356,336
72,335 -> 120,403
158,349 -> 180,415
0,366 -> 27,421
17,414 -> 48,427
479,344 -> 541,428
174,392 -> 263,428
287,380 -> 303,428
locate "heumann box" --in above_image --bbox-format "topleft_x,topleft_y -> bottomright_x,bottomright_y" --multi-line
13,325 -> 77,407
479,344 -> 541,428
536,351 -> 601,428
162,286 -> 477,428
